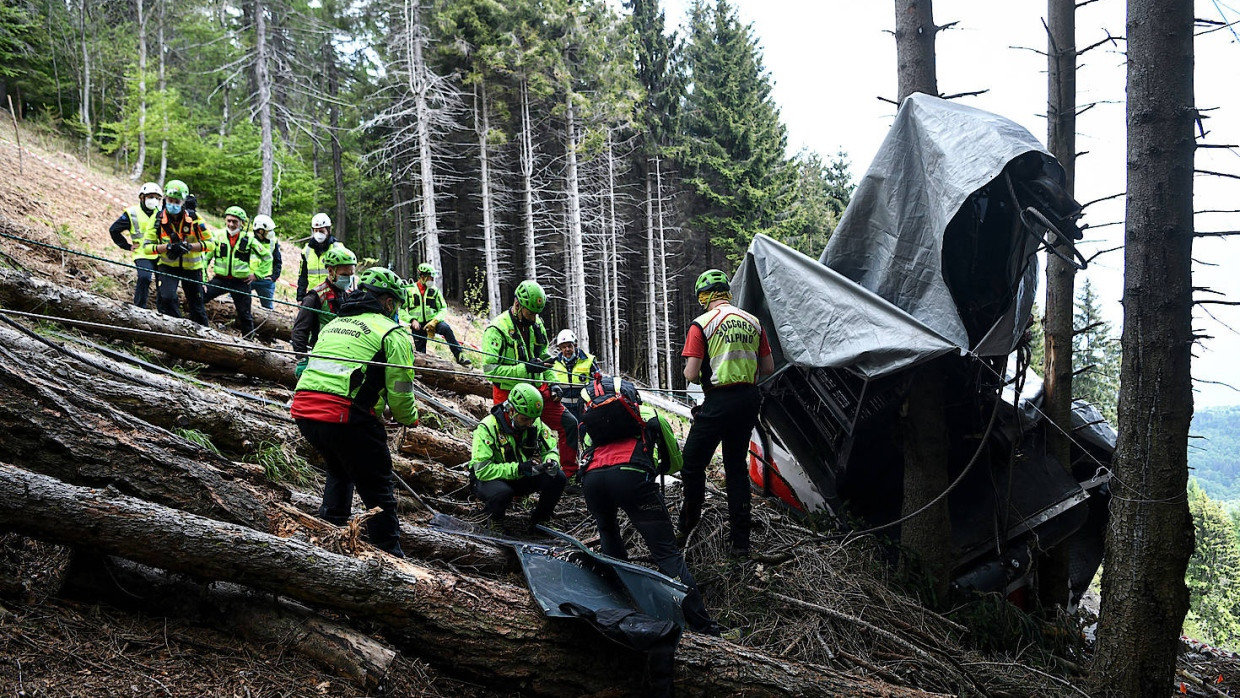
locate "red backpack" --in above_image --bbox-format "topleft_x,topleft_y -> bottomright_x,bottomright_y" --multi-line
580,374 -> 644,446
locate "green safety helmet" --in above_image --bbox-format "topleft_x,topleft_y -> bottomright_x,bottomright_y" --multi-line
506,382 -> 544,419
322,246 -> 357,268
514,279 -> 546,313
358,266 -> 407,305
224,205 -> 248,223
417,262 -> 437,277
164,180 -> 190,200
695,269 -> 730,295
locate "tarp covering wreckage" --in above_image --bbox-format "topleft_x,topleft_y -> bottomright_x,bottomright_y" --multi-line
734,94 -> 1110,604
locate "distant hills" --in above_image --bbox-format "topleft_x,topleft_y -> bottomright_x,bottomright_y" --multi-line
1190,406 -> 1240,503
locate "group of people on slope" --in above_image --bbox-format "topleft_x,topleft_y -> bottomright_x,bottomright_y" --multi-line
112,181 -> 773,638
465,270 -> 773,635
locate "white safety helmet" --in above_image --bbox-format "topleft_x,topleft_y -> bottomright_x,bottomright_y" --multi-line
252,214 -> 276,232
556,329 -> 578,347
138,182 -> 163,197
311,212 -> 332,229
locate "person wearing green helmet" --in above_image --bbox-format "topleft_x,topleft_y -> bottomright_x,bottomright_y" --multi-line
202,205 -> 256,336
468,381 -> 566,531
142,179 -> 214,326
107,181 -> 163,308
291,266 -> 417,559
481,279 -> 580,479
401,262 -> 471,367
291,245 -> 357,377
677,268 -> 774,559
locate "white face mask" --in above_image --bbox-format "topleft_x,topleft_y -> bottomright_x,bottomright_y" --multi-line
311,231 -> 328,244
143,197 -> 161,211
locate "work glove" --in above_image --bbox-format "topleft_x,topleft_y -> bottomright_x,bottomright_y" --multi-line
166,241 -> 190,259
518,460 -> 543,478
548,385 -> 564,402
424,320 -> 438,337
294,358 -> 308,378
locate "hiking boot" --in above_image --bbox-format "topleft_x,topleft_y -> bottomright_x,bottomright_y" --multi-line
456,355 -> 473,368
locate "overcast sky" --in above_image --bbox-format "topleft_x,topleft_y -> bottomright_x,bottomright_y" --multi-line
658,0 -> 1240,408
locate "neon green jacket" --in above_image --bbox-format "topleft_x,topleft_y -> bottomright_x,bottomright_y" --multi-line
403,282 -> 447,325
249,234 -> 275,279
469,407 -> 559,481
211,230 -> 255,279
641,405 -> 683,476
124,205 -> 160,262
294,293 -> 419,425
482,310 -> 551,391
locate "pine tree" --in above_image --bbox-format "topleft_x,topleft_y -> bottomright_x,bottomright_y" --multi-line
682,0 -> 796,264
1185,480 -> 1240,649
1072,278 -> 1121,424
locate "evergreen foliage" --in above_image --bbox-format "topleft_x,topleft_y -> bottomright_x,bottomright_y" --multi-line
1189,406 -> 1240,503
3,0 -> 851,381
1072,277 -> 1121,423
1185,479 -> 1240,650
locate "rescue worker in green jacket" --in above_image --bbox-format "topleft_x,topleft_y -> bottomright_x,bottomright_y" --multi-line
203,205 -> 257,336
290,267 -> 417,558
677,269 -> 774,559
248,214 -> 281,310
142,179 -> 214,326
481,280 -> 579,477
292,246 -> 356,377
107,181 -> 163,308
578,378 -> 719,635
402,262 -> 472,367
469,382 -> 566,531
297,212 -> 343,300
548,328 -> 598,423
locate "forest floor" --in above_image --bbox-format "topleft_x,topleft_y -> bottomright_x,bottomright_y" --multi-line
2,122 -> 1240,697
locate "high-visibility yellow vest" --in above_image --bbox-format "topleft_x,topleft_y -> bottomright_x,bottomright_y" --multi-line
125,205 -> 159,262
692,303 -> 763,389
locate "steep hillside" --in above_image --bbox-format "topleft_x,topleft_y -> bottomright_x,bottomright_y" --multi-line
1191,405 -> 1240,503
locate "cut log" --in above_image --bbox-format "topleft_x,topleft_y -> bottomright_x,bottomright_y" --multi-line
0,339 -> 274,529
0,464 -> 931,698
399,425 -> 471,466
0,268 -> 490,396
60,554 -> 396,690
0,267 -> 297,386
413,352 -> 491,398
393,454 -> 470,495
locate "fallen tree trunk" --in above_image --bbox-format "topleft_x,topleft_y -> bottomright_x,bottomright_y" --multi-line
60,553 -> 396,691
399,425 -> 471,467
0,340 -> 273,529
0,464 -> 930,698
414,352 -> 491,398
0,267 -> 297,386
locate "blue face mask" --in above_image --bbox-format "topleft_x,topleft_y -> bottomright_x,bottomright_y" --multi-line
331,274 -> 353,291
391,310 -> 400,323
166,202 -> 183,215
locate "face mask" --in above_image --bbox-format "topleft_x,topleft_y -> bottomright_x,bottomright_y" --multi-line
166,202 -> 183,216
331,275 -> 353,291
312,231 -> 328,244
144,197 -> 161,211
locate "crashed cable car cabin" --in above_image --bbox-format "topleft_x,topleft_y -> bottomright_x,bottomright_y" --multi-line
734,94 -> 1112,606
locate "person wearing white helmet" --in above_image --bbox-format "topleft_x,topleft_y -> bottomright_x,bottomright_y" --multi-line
297,212 -> 342,300
108,182 -> 163,308
248,214 -> 282,309
548,328 -> 599,422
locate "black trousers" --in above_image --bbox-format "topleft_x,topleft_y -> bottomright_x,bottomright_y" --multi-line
583,466 -> 716,632
411,322 -> 465,359
474,471 -> 567,524
295,416 -> 405,558
156,264 -> 208,326
133,258 -> 156,308
203,275 -> 254,335
678,383 -> 761,551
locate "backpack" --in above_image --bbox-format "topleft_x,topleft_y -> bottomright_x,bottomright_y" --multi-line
580,374 -> 644,446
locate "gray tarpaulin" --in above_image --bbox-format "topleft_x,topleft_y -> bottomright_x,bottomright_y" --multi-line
821,93 -> 1049,351
733,234 -> 958,378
